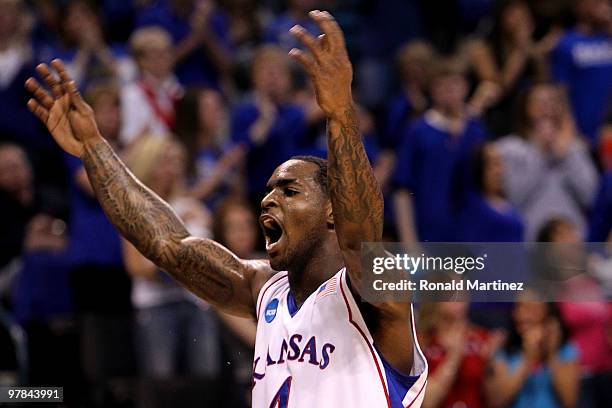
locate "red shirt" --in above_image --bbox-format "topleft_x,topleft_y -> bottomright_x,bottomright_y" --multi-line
424,327 -> 490,408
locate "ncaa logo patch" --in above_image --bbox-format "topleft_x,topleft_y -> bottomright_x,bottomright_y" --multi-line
265,298 -> 279,323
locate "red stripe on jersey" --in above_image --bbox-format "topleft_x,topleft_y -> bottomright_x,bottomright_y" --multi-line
339,275 -> 392,408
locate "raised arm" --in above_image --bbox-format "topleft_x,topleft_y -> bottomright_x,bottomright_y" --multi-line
25,60 -> 273,317
290,11 -> 417,375
288,11 -> 383,292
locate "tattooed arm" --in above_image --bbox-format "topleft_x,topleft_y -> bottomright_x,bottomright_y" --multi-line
25,60 -> 273,318
288,12 -> 383,292
290,11 -> 415,374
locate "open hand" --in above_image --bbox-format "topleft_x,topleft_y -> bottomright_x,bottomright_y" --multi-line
25,59 -> 100,158
288,10 -> 353,121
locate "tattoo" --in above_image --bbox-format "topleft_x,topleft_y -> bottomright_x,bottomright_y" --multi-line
176,238 -> 237,304
327,106 -> 384,243
82,139 -> 189,266
81,138 -> 256,312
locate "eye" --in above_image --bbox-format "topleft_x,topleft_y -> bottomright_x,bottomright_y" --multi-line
284,188 -> 299,197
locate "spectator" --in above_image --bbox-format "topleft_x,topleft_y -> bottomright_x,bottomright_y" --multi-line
0,143 -> 66,386
64,83 -> 135,405
212,197 -> 263,260
455,142 -> 524,242
174,87 -> 245,209
51,0 -> 122,87
469,0 -> 558,136
418,302 -> 502,408
263,0 -> 319,52
120,26 -> 182,145
551,0 -> 612,143
136,0 -> 235,89
123,135 -> 220,379
496,82 -> 598,240
538,218 -> 612,408
392,58 -> 487,245
486,292 -> 579,408
384,40 -> 434,150
211,197 -> 259,407
0,0 -> 65,187
0,143 -> 35,270
11,214 -> 81,395
222,0 -> 264,63
230,45 -> 305,203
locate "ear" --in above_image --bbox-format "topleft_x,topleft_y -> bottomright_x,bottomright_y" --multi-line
325,200 -> 334,230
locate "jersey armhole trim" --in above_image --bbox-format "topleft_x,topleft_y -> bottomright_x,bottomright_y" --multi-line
256,272 -> 288,321
339,269 -> 392,408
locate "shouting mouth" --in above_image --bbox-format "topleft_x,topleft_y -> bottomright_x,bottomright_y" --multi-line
260,214 -> 286,254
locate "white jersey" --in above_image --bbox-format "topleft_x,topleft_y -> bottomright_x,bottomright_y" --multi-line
253,268 -> 428,408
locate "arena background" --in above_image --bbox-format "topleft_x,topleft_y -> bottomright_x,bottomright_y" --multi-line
0,0 -> 611,407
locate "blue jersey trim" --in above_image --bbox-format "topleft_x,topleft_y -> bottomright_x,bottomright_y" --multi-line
375,345 -> 420,408
287,290 -> 300,317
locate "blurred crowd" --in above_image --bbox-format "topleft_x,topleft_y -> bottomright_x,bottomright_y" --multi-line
1,0 -> 612,407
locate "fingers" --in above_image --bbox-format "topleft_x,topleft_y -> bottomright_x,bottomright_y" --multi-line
308,10 -> 345,51
289,25 -> 321,61
36,63 -> 63,98
51,59 -> 88,112
27,98 -> 49,123
64,77 -> 89,112
51,59 -> 74,94
288,48 -> 316,76
24,77 -> 54,109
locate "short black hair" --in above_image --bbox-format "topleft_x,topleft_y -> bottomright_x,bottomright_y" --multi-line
290,155 -> 328,195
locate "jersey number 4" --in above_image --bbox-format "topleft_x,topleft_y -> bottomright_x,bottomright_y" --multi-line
269,376 -> 292,408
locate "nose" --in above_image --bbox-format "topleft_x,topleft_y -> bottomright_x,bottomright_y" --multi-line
260,190 -> 278,211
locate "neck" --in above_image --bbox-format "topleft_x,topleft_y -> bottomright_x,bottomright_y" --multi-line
435,105 -> 464,119
143,71 -> 169,84
287,233 -> 344,306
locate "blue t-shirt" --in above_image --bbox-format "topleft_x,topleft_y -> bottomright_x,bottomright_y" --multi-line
496,343 -> 578,408
552,29 -> 612,142
588,171 -> 612,242
136,0 -> 233,87
192,144 -> 238,209
64,155 -> 124,268
384,92 -> 414,150
455,192 -> 524,242
12,250 -> 73,325
392,115 -> 487,242
230,100 -> 305,195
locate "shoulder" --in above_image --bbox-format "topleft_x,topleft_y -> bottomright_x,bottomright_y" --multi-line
251,267 -> 287,320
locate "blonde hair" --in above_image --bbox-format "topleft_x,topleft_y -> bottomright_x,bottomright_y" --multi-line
124,135 -> 184,197
84,81 -> 119,107
129,26 -> 172,57
396,40 -> 435,69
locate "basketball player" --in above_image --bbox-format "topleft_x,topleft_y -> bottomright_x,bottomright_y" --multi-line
25,10 -> 427,407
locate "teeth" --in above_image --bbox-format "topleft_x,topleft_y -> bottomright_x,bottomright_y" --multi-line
262,218 -> 280,232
